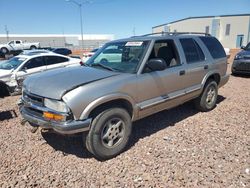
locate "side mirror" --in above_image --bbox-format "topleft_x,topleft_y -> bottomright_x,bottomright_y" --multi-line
22,67 -> 28,72
147,58 -> 167,71
241,46 -> 245,50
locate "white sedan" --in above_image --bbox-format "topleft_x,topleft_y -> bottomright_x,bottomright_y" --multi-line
0,51 -> 81,96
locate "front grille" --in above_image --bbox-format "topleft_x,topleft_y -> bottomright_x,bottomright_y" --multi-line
243,56 -> 250,60
23,91 -> 44,106
236,62 -> 250,71
26,107 -> 43,117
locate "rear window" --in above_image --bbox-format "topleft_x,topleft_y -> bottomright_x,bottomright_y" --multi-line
199,37 -> 226,59
180,38 -> 205,63
45,56 -> 69,65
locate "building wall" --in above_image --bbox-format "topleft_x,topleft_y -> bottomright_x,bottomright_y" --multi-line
152,15 -> 250,49
219,16 -> 250,48
0,34 -> 114,49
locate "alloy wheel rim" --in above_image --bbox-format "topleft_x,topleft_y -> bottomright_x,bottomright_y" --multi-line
101,118 -> 125,148
206,86 -> 216,105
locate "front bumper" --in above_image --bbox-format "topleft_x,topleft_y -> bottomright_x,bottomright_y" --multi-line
19,98 -> 91,134
232,60 -> 250,74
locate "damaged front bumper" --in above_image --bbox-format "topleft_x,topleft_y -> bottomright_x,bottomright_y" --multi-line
19,98 -> 91,134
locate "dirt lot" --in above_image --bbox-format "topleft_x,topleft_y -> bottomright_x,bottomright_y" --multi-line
0,53 -> 249,187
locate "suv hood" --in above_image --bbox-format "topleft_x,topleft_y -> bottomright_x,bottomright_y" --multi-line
237,50 -> 250,57
23,66 -> 120,100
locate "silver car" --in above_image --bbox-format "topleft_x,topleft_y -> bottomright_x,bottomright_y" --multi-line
19,32 -> 229,160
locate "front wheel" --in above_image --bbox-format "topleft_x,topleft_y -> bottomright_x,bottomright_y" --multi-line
85,108 -> 132,160
1,47 -> 9,54
194,80 -> 218,112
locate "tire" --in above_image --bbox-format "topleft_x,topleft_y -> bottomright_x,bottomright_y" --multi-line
100,58 -> 108,63
30,46 -> 37,50
1,47 -> 9,54
85,108 -> 132,160
194,79 -> 218,112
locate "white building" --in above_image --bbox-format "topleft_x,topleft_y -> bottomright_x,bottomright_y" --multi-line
152,14 -> 250,49
0,34 -> 114,49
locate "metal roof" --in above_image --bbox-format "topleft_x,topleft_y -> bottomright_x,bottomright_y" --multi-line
152,13 -> 250,28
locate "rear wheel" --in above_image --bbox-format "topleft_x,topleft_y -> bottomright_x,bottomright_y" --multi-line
85,108 -> 132,160
30,46 -> 37,50
194,80 -> 218,112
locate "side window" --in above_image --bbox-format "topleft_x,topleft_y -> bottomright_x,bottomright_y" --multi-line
180,38 -> 205,63
45,56 -> 69,65
150,40 -> 180,66
16,41 -> 21,44
199,37 -> 226,59
24,57 -> 45,69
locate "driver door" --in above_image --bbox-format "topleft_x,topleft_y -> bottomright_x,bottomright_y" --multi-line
136,39 -> 188,118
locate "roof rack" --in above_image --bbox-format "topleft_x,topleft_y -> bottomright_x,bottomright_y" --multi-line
133,32 -> 211,37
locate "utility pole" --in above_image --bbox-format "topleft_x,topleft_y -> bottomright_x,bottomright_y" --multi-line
4,25 -> 9,42
133,27 -> 136,36
66,0 -> 90,50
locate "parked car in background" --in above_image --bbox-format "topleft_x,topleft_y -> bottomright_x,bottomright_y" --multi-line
0,40 -> 40,54
19,32 -> 229,160
50,48 -> 72,56
82,48 -> 99,62
232,42 -> 250,75
0,52 -> 81,97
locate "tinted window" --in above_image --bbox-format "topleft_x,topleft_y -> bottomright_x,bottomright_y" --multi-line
199,37 -> 226,59
24,57 -> 45,69
180,38 -> 205,63
45,56 -> 69,65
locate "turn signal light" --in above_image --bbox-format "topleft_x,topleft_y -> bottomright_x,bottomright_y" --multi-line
43,112 -> 65,121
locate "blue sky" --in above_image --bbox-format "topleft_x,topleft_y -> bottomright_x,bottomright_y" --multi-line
0,0 -> 249,39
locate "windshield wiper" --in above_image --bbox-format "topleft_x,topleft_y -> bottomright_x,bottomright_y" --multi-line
90,63 -> 117,72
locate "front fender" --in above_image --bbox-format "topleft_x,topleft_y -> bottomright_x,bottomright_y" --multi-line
79,93 -> 138,121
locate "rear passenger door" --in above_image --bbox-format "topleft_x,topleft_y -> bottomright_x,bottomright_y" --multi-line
44,55 -> 70,70
178,37 -> 209,92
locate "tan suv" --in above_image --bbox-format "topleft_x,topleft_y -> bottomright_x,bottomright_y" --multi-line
19,32 -> 229,160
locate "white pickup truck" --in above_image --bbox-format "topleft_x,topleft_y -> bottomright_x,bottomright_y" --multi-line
0,40 -> 40,54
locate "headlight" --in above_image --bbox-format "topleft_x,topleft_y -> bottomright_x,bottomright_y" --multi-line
234,54 -> 243,60
44,98 -> 69,113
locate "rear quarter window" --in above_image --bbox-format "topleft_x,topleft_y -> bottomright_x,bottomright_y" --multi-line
199,37 -> 226,59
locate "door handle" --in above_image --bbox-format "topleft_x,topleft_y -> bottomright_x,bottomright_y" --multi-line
204,65 -> 209,70
179,70 -> 185,76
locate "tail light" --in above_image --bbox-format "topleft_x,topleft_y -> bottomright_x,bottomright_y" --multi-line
80,61 -> 84,66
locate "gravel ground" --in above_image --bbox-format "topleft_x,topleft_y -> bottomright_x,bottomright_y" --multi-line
0,66 -> 249,187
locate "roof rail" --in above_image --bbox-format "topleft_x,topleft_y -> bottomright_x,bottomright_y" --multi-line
133,32 -> 211,37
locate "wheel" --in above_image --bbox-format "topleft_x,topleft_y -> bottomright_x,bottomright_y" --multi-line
194,79 -> 218,112
1,47 -> 9,54
100,58 -> 108,63
85,108 -> 132,160
30,46 -> 37,50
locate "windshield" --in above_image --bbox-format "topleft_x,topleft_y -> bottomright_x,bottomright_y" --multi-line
245,43 -> 250,51
0,57 -> 26,70
86,41 -> 149,73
